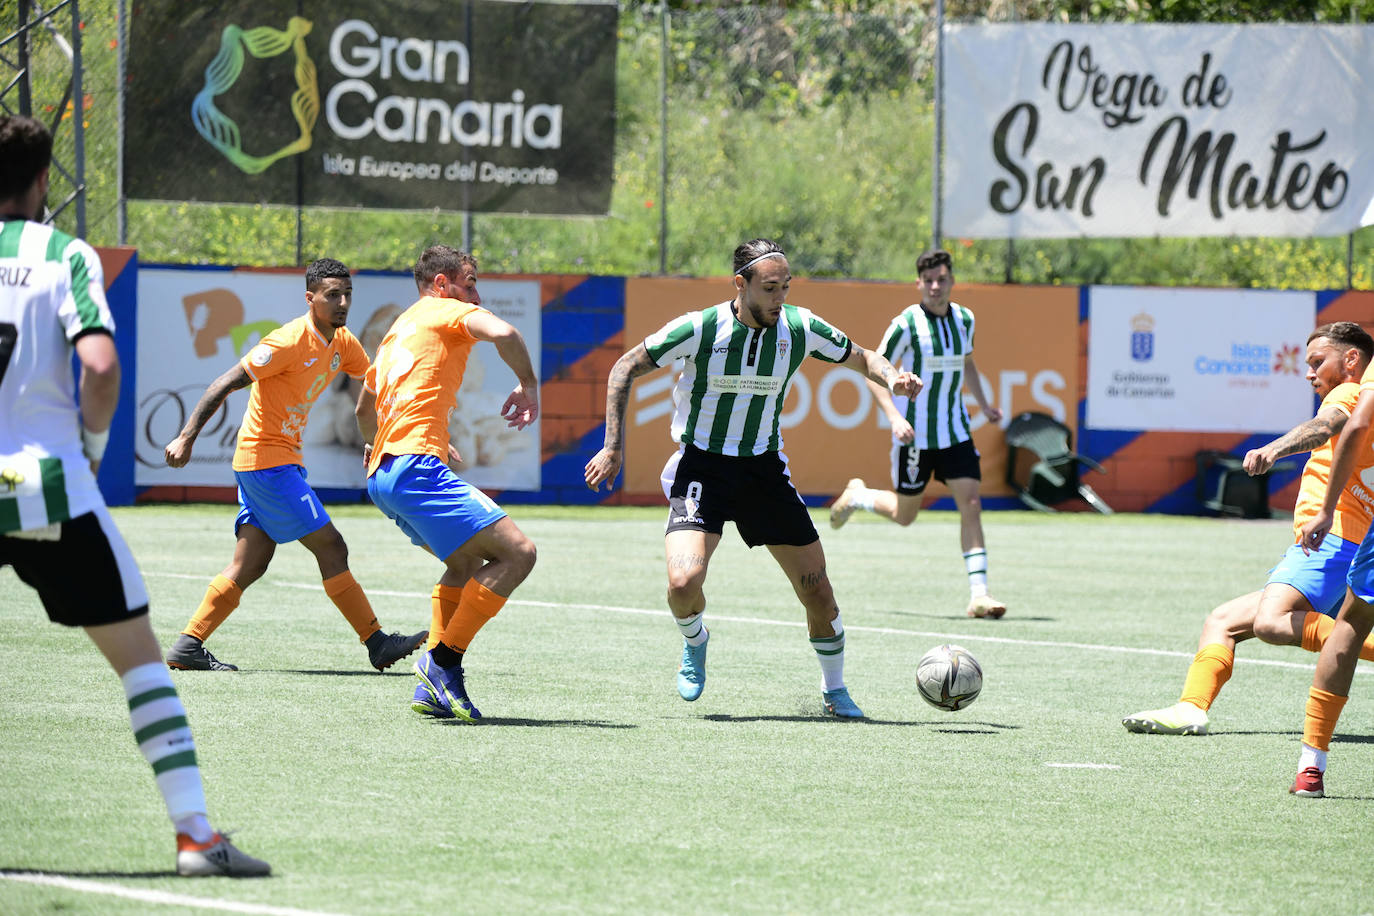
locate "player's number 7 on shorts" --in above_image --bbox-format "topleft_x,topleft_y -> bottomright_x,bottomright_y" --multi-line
300,494 -> 319,519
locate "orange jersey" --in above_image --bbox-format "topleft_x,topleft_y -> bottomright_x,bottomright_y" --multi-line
232,314 -> 370,471
1292,380 -> 1374,544
364,296 -> 486,476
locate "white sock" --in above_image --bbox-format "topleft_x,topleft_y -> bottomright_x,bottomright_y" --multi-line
851,489 -> 876,512
964,549 -> 989,598
1299,742 -> 1327,773
122,662 -> 209,834
675,612 -> 708,646
811,614 -> 845,691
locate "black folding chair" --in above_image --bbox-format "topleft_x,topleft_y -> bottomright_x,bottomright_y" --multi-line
1003,411 -> 1113,514
1194,449 -> 1296,519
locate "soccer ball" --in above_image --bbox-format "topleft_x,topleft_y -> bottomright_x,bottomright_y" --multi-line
916,644 -> 983,711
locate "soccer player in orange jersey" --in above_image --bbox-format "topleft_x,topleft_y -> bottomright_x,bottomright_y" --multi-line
355,245 -> 539,721
1291,326 -> 1374,797
163,258 -> 426,672
1123,322 -> 1374,737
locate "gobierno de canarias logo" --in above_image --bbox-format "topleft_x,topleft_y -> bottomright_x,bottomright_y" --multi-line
191,16 -> 319,175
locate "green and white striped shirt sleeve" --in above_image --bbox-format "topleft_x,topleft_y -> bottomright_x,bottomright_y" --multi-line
800,309 -> 851,363
644,311 -> 702,366
56,234 -> 113,340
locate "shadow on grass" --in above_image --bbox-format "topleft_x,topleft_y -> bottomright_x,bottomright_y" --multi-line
273,669 -> 412,677
1207,731 -> 1374,744
702,713 -> 1020,730
434,717 -> 636,729
887,611 -> 1056,623
1,867 -> 183,879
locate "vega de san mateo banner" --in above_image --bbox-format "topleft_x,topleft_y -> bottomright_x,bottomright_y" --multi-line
124,1 -> 616,215
943,24 -> 1374,238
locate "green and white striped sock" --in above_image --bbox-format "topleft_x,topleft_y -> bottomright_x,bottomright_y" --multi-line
810,614 -> 846,691
964,549 -> 989,598
675,611 -> 708,646
123,662 -> 209,836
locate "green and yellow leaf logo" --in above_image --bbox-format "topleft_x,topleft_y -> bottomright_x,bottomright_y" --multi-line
191,16 -> 319,174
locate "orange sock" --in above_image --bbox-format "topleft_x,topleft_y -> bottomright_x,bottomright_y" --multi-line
182,575 -> 242,642
1304,611 -> 1374,661
1301,612 -> 1335,653
1178,643 -> 1234,711
1303,685 -> 1348,752
322,571 -> 380,643
439,580 -> 507,653
428,584 -> 463,650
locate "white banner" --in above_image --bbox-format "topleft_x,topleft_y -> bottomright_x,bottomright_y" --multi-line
136,267 -> 542,491
1086,286 -> 1315,432
944,24 -> 1374,238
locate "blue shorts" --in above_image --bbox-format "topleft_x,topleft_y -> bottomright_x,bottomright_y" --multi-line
1348,531 -> 1374,604
367,453 -> 506,560
1267,535 -> 1358,617
234,465 -> 330,544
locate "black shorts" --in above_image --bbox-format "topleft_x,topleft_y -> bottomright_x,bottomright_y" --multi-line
891,437 -> 982,496
0,508 -> 150,627
663,445 -> 818,548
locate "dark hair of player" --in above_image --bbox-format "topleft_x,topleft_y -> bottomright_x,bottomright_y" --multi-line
305,257 -> 351,292
732,238 -> 786,280
916,248 -> 953,276
413,244 -> 478,290
1311,321 -> 1374,362
0,115 -> 53,202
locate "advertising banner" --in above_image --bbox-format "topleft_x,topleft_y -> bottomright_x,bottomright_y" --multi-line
125,1 -> 617,215
136,266 -> 542,491
944,24 -> 1374,238
621,278 -> 1079,500
1086,286 -> 1314,432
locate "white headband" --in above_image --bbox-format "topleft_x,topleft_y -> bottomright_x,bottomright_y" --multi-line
735,251 -> 786,275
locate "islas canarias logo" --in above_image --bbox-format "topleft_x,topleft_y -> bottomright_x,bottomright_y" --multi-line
191,16 -> 319,175
1272,342 -> 1302,376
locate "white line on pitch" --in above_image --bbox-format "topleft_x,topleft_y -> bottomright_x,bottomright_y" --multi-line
0,871 -> 348,915
143,571 -> 1370,675
1044,763 -> 1122,769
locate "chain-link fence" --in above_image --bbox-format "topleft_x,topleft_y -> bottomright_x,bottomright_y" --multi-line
10,1 -> 1374,288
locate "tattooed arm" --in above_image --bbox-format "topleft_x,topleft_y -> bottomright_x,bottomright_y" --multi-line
843,343 -> 922,399
584,344 -> 659,491
844,344 -> 922,444
164,363 -> 253,468
1244,405 -> 1348,476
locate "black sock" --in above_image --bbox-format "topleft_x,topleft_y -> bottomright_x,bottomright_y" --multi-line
173,633 -> 203,651
363,630 -> 386,650
431,643 -> 464,668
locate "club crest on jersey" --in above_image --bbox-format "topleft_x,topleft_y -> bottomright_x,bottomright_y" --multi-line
330,352 -> 341,371
249,344 -> 273,367
777,338 -> 789,359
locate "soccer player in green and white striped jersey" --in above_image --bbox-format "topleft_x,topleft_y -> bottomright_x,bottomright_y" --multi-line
829,249 -> 1008,619
584,239 -> 921,718
0,115 -> 268,876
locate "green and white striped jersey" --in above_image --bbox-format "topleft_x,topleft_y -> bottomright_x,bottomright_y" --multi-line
879,301 -> 977,449
0,218 -> 114,533
644,301 -> 851,456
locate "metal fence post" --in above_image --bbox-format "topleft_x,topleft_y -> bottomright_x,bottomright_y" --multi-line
932,0 -> 944,252
658,4 -> 669,275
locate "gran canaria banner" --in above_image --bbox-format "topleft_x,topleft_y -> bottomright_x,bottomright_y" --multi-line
943,24 -> 1374,238
124,1 -> 617,215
